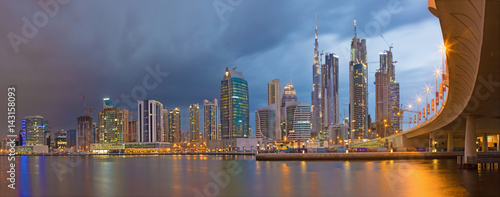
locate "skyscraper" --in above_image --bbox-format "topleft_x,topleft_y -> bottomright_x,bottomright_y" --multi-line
255,103 -> 280,140
67,129 -> 76,148
162,108 -> 169,142
97,107 -> 129,143
21,116 -> 45,146
203,99 -> 219,141
280,80 -> 299,139
220,67 -> 250,139
128,120 -> 138,142
268,79 -> 280,105
168,108 -> 181,143
311,16 -> 321,137
77,115 -> 93,151
349,19 -> 368,139
286,103 -> 311,141
189,103 -> 200,142
321,53 -> 340,130
137,100 -> 164,142
375,49 -> 400,137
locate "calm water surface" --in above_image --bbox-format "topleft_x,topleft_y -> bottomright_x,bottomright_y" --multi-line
1,155 -> 499,197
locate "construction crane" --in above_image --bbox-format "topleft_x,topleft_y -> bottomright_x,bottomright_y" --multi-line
71,96 -> 96,117
381,35 -> 393,51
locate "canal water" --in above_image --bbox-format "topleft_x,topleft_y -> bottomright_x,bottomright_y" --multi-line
1,155 -> 499,196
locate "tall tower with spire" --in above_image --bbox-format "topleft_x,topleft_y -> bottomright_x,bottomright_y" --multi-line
349,18 -> 368,139
311,13 -> 321,138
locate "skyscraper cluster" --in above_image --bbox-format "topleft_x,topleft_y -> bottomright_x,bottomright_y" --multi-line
306,17 -> 400,143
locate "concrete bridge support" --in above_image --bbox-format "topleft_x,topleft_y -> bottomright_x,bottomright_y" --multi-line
429,132 -> 435,152
464,116 -> 477,164
497,135 -> 500,152
447,132 -> 454,152
483,133 -> 488,152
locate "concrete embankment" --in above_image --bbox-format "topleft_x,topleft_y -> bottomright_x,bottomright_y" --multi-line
255,152 -> 471,161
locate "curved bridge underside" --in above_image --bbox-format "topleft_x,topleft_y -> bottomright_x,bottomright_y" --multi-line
405,0 -> 500,140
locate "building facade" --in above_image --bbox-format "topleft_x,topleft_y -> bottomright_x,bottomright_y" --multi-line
286,103 -> 311,141
189,103 -> 200,142
97,107 -> 129,143
311,18 -> 321,137
268,79 -> 281,105
220,67 -> 250,139
162,108 -> 169,142
255,103 -> 280,140
375,49 -> 400,137
137,100 -> 164,143
349,20 -> 368,139
128,120 -> 138,142
21,116 -> 45,146
321,53 -> 340,132
77,115 -> 93,151
168,108 -> 181,143
203,99 -> 219,141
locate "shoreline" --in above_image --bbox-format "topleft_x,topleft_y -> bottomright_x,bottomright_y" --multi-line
0,152 -> 256,156
256,152 -> 500,161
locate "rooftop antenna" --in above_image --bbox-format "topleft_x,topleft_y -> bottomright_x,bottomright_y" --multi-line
354,18 -> 357,37
290,73 -> 293,83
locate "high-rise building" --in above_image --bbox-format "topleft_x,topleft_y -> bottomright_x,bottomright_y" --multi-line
168,108 -> 181,143
349,19 -> 368,139
255,103 -> 280,140
162,108 -> 169,142
220,67 -> 250,139
97,107 -> 129,143
77,115 -> 93,151
21,116 -> 45,146
286,103 -> 311,141
189,103 -> 200,142
321,53 -> 340,131
311,17 -> 321,137
128,120 -> 138,142
203,99 -> 219,141
280,81 -> 299,139
390,82 -> 400,133
67,129 -> 76,148
375,49 -> 400,137
268,79 -> 281,105
137,100 -> 164,142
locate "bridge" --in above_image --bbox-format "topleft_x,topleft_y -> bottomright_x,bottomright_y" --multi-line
357,0 -> 500,165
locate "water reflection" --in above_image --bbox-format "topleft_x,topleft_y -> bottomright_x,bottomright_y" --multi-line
0,156 -> 498,196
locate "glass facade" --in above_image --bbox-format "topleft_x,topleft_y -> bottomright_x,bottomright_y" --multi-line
98,108 -> 129,143
220,68 -> 249,139
255,106 -> 277,140
286,104 -> 311,141
21,116 -> 45,146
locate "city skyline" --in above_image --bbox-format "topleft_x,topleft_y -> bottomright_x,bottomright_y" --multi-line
0,1 -> 443,136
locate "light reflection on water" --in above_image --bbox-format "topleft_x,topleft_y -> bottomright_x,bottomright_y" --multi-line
0,155 -> 499,197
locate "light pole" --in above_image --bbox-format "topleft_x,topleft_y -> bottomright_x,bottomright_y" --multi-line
425,85 -> 431,121
408,104 -> 413,129
416,95 -> 422,124
434,68 -> 441,116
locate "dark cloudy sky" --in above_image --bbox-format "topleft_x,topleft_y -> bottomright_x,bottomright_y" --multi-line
0,0 -> 444,136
